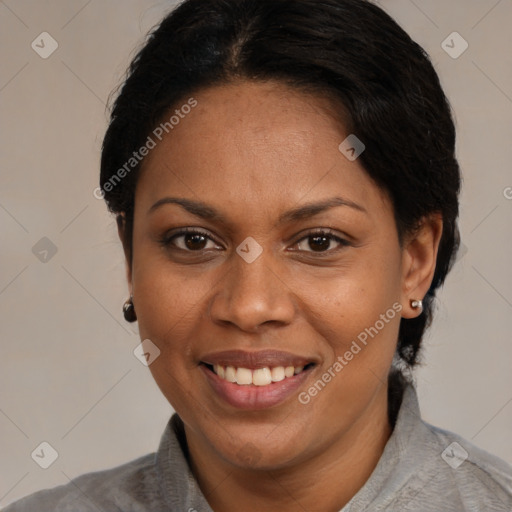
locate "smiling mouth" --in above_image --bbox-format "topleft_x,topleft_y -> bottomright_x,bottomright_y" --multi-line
201,362 -> 316,387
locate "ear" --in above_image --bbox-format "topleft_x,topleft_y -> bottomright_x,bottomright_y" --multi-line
400,213 -> 443,319
116,214 -> 133,294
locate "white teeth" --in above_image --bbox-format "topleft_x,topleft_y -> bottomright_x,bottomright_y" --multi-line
211,364 -> 309,386
225,366 -> 236,383
284,366 -> 295,378
253,368 -> 272,386
236,367 -> 253,385
214,364 -> 225,379
271,366 -> 285,382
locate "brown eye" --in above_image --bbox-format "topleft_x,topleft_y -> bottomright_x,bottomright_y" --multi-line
308,235 -> 331,252
294,230 -> 349,254
162,229 -> 220,252
182,232 -> 208,251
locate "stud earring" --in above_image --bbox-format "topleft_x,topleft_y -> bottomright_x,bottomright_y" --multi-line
410,299 -> 423,312
123,296 -> 137,322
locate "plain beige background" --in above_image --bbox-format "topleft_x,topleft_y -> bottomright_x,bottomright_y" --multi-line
1,0 -> 511,506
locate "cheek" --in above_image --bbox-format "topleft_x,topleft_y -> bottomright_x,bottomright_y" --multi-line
306,249 -> 401,331
301,251 -> 402,381
130,252 -> 209,411
296,272 -> 401,433
130,245 -> 213,381
131,236 -> 206,319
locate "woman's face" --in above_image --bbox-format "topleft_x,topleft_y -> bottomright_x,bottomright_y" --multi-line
125,80 -> 434,470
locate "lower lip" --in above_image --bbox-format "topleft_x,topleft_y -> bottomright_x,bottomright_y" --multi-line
200,364 -> 314,410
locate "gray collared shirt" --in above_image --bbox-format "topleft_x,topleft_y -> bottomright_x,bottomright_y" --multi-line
3,383 -> 512,511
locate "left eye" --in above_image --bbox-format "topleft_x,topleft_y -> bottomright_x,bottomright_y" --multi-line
294,231 -> 349,253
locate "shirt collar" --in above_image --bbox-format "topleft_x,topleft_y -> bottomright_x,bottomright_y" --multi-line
155,413 -> 213,511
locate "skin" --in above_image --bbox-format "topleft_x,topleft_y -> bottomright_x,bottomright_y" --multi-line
118,80 -> 443,512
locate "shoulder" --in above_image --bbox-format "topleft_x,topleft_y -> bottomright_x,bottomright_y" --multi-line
416,420 -> 512,510
369,382 -> 512,511
1,452 -> 161,512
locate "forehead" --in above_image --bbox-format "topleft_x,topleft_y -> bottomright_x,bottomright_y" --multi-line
135,80 -> 391,224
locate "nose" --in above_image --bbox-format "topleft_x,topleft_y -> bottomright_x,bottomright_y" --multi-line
208,246 -> 296,332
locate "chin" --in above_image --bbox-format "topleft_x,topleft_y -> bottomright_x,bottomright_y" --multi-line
210,424 -> 312,471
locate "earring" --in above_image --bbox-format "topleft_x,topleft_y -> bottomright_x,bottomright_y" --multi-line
410,299 -> 423,312
123,296 -> 137,322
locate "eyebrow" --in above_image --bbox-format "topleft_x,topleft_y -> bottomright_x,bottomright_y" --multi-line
148,196 -> 367,224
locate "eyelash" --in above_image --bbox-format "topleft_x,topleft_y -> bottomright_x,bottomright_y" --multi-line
159,227 -> 350,255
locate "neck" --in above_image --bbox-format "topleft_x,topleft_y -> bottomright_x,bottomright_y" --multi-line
185,383 -> 392,512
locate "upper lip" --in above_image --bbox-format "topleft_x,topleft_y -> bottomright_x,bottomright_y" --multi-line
200,349 -> 316,369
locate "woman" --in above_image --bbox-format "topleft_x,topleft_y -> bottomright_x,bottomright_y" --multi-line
6,0 -> 511,510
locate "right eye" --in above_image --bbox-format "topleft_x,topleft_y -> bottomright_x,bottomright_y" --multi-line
159,228 -> 222,252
